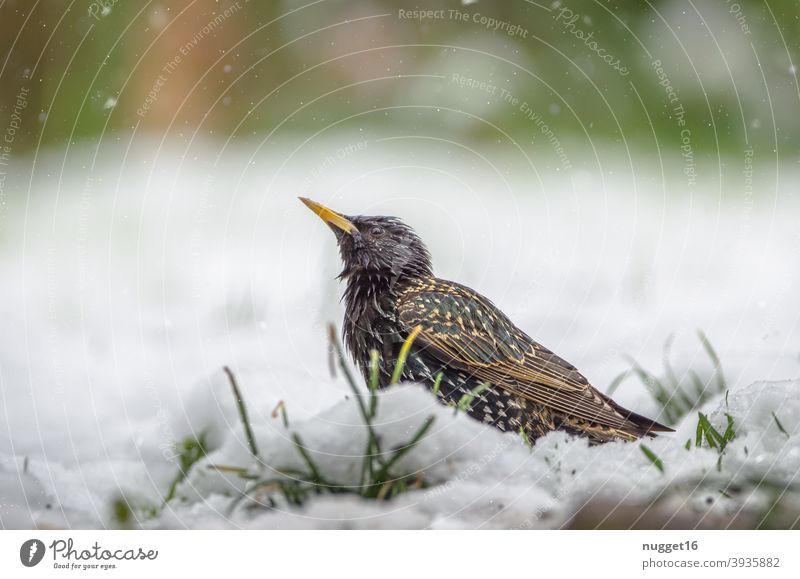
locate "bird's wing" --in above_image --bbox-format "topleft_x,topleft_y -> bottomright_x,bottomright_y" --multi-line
396,279 -> 658,433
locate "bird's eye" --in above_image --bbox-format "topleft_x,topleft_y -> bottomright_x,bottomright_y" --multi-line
369,226 -> 384,237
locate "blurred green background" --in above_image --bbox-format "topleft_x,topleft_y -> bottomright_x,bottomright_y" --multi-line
1,0 -> 798,160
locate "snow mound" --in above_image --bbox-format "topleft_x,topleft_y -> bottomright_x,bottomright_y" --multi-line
146,379 -> 799,529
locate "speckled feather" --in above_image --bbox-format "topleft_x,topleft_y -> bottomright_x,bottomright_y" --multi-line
301,201 -> 673,443
394,278 -> 672,442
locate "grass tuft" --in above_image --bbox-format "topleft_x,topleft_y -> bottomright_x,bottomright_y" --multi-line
694,412 -> 736,471
109,494 -> 160,528
110,497 -> 133,528
695,412 -> 736,453
271,400 -> 289,428
219,325 -> 437,512
164,432 -> 209,504
108,432 -> 211,523
607,330 -> 727,425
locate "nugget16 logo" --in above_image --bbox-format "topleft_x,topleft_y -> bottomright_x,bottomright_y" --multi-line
20,539 -> 46,567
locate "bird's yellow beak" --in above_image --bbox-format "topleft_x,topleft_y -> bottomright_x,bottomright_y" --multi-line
298,197 -> 357,235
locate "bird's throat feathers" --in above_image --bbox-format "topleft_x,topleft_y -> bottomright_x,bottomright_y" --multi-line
331,213 -> 433,373
340,267 -> 431,379
341,268 -> 408,316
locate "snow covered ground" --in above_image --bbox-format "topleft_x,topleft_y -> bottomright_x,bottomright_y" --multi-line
1,136 -> 799,529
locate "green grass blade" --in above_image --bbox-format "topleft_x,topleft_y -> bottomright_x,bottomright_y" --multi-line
369,349 -> 380,391
662,333 -> 679,387
377,416 -> 435,481
519,427 -> 531,448
606,369 -> 632,396
328,325 -> 399,491
457,382 -> 491,413
688,369 -> 707,401
723,414 -> 736,444
223,366 -> 260,460
698,330 -> 726,393
165,432 -> 208,503
271,400 -> 289,429
696,413 -> 707,448
369,349 -> 380,417
391,326 -> 423,385
206,464 -> 257,479
328,324 -> 378,443
640,444 -> 664,472
772,412 -> 790,438
291,433 -> 330,487
431,372 -> 443,397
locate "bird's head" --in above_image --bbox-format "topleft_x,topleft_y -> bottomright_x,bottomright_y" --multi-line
299,197 -> 433,282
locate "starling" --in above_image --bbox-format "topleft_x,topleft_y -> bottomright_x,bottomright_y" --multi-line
300,197 -> 673,443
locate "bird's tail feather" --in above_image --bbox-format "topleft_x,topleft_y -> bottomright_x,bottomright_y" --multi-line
609,401 -> 675,437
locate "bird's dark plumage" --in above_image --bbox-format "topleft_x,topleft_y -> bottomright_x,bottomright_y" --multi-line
300,197 -> 673,443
